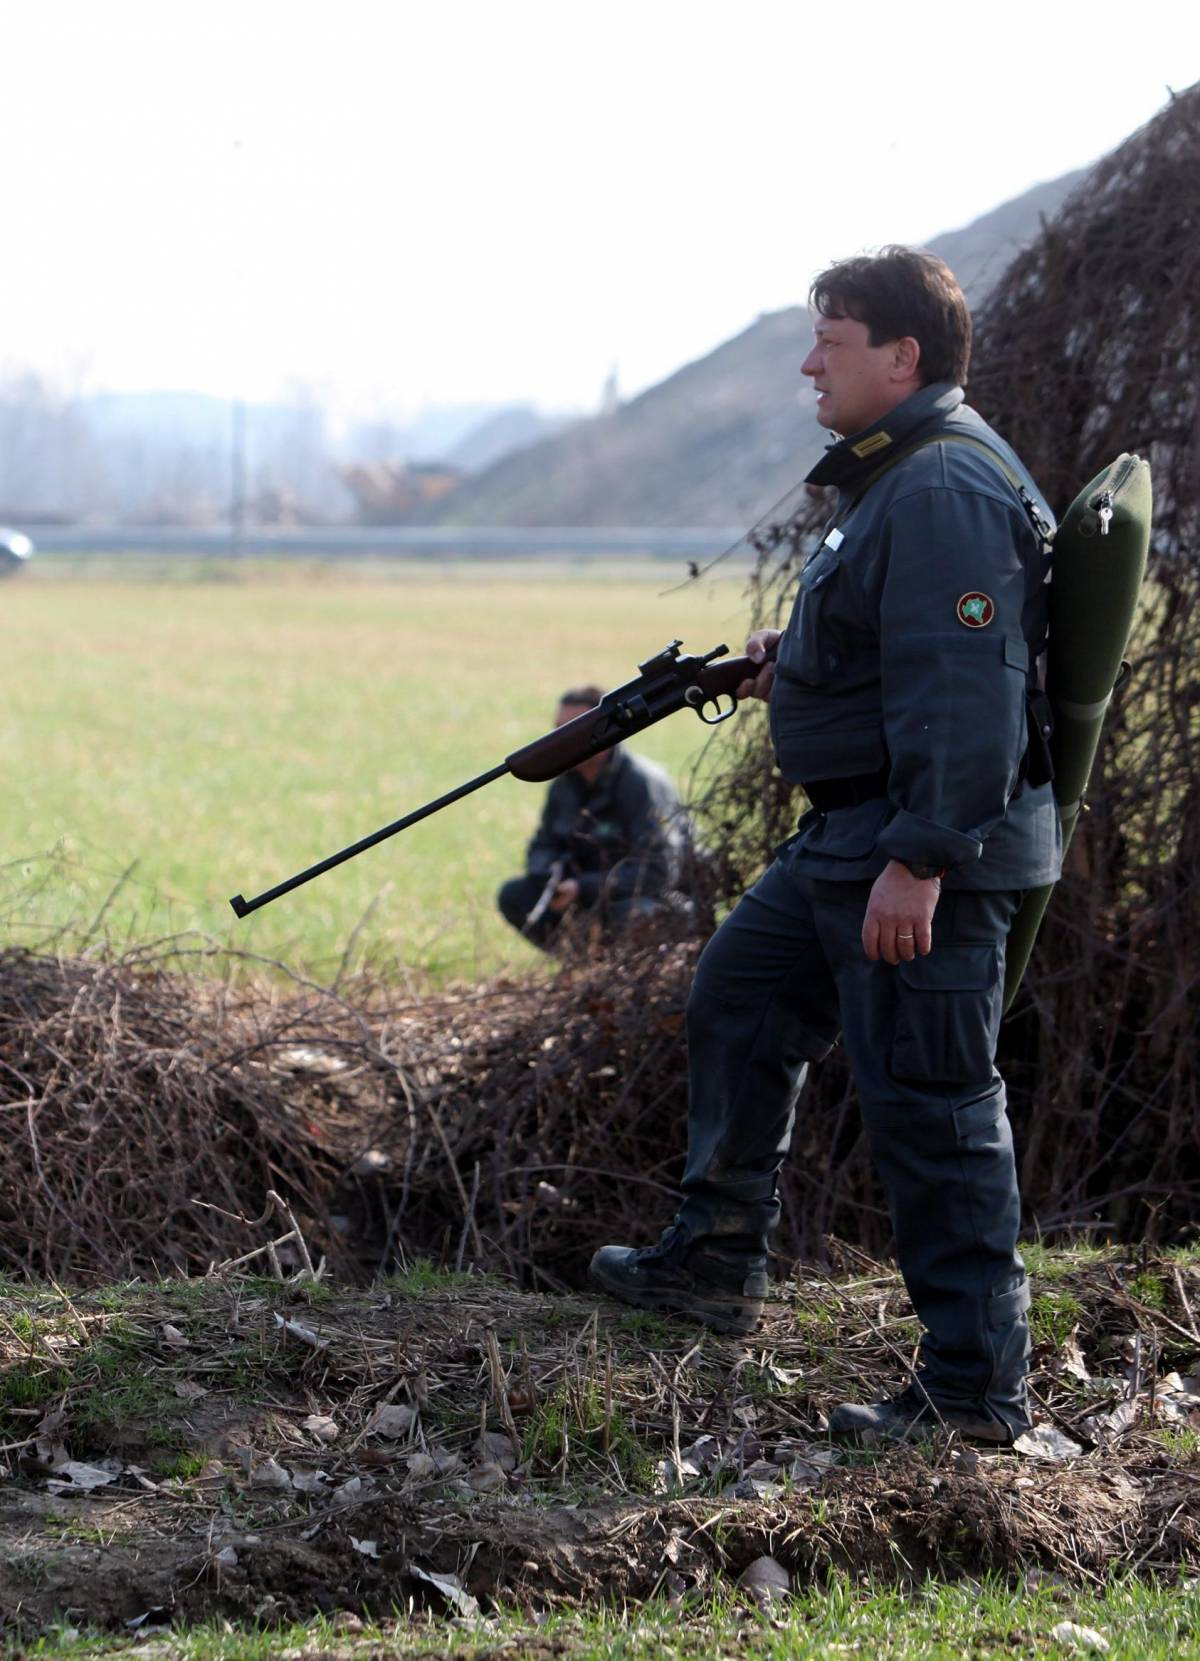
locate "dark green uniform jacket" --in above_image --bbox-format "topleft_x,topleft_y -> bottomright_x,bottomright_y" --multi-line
771,382 -> 1062,891
526,747 -> 684,906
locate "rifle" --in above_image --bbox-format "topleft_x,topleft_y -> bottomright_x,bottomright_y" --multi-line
229,638 -> 767,919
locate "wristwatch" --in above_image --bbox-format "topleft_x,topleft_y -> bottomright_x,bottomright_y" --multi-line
902,860 -> 945,881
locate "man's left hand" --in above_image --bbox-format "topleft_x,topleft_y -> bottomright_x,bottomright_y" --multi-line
862,861 -> 941,964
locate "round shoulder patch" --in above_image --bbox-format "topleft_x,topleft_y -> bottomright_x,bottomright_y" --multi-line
957,591 -> 995,629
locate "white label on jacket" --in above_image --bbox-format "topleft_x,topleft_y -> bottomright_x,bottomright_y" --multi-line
824,527 -> 844,551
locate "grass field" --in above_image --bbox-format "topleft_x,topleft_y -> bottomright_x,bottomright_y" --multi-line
1,559 -> 758,981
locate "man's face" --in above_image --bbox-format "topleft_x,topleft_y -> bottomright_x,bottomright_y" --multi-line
801,313 -> 914,438
556,700 -> 608,781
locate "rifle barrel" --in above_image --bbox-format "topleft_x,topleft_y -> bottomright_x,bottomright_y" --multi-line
229,763 -> 511,918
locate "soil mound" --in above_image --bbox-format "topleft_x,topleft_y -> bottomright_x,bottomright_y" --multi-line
1,1253 -> 1197,1636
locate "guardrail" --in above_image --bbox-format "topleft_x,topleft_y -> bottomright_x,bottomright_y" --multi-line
30,525 -> 748,559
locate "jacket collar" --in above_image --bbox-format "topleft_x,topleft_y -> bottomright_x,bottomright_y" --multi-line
804,382 -> 964,491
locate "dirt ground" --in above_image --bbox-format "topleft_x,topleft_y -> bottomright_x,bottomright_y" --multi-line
2,1249 -> 1199,1641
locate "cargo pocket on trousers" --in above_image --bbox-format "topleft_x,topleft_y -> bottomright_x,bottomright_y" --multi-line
891,945 -> 1001,1086
986,1277 -> 1031,1330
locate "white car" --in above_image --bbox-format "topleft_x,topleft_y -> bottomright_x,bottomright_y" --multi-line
0,528 -> 34,573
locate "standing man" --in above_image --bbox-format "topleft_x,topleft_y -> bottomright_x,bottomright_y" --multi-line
591,247 -> 1061,1445
497,685 -> 688,950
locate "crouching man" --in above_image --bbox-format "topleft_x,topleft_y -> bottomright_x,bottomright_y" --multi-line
497,684 -> 688,950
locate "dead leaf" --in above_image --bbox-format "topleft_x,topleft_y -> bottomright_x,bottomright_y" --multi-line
174,1380 -> 208,1400
250,1457 -> 293,1491
302,1413 -> 339,1443
722,1474 -> 778,1500
653,1456 -> 702,1492
37,1405 -> 66,1438
771,1439 -> 839,1470
407,1565 -> 479,1618
1060,1336 -> 1091,1382
125,1608 -> 170,1633
212,1546 -> 239,1570
366,1402 -> 416,1438
1081,1399 -> 1138,1441
273,1313 -> 329,1351
1156,1395 -> 1194,1423
477,1430 -> 517,1472
1050,1621 -> 1109,1653
350,1536 -> 379,1558
464,1460 -> 507,1492
279,1046 -> 348,1073
46,1460 -> 121,1492
160,1324 -> 188,1349
290,1468 -> 330,1495
333,1474 -> 369,1503
35,1406 -> 68,1470
785,1458 -> 826,1489
681,1435 -> 723,1471
1013,1424 -> 1083,1461
738,1554 -> 790,1606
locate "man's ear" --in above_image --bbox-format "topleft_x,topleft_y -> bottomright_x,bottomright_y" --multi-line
892,335 -> 921,382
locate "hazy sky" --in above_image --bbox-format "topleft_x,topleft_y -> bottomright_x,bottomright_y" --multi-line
6,0 -> 1198,423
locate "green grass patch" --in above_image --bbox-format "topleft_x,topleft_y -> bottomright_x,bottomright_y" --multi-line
1153,1426 -> 1200,1461
1,564 -> 746,983
0,1365 -> 71,1412
1029,1290 -> 1084,1348
522,1376 -> 654,1490
16,1574 -> 1200,1659
1129,1271 -> 1167,1309
382,1259 -> 482,1296
1021,1241 -> 1118,1279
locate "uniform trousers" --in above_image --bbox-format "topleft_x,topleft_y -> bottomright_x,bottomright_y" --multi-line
676,855 -> 1031,1431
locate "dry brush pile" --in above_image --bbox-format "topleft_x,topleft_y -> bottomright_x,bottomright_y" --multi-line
0,939 -> 699,1285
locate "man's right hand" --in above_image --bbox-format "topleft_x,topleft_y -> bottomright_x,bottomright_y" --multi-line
549,878 -> 580,913
736,629 -> 781,701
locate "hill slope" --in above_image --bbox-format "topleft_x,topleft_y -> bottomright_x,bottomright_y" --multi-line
427,167 -> 1086,528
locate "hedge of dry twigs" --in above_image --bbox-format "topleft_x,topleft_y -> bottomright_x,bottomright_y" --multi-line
0,946 -> 353,1281
0,940 -> 698,1285
695,82 -> 1200,1254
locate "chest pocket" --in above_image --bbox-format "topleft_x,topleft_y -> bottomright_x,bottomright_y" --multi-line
777,545 -> 842,688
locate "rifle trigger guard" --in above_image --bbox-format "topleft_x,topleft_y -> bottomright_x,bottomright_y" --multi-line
694,692 -> 737,726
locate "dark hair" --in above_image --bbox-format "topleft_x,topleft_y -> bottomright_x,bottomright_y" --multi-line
558,685 -> 604,708
809,245 -> 972,386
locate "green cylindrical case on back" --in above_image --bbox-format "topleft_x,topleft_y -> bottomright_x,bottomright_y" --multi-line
1002,454 -> 1152,1012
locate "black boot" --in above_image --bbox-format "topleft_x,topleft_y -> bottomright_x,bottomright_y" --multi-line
589,1223 -> 768,1336
828,1383 -> 1024,1446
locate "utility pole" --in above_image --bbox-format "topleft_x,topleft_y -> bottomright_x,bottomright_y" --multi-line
230,396 -> 246,556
